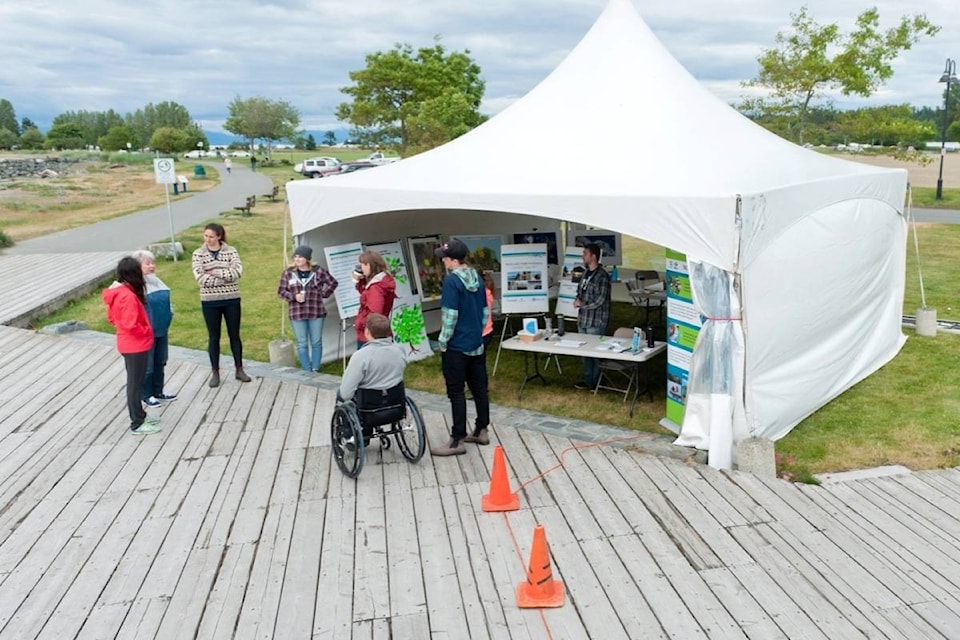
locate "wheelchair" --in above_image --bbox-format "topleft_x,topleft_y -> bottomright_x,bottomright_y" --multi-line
330,382 -> 426,478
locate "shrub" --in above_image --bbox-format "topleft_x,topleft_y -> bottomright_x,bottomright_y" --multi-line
0,229 -> 13,248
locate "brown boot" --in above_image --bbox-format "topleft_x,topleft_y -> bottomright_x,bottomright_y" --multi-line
235,366 -> 251,382
209,369 -> 220,388
463,428 -> 490,445
430,439 -> 466,457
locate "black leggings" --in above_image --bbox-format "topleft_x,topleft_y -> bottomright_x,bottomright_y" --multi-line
123,350 -> 149,428
202,299 -> 243,368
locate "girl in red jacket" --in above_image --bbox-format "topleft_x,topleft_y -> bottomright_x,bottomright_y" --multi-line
102,256 -> 158,435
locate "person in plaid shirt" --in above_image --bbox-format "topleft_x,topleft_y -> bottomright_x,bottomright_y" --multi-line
573,242 -> 611,390
277,246 -> 338,371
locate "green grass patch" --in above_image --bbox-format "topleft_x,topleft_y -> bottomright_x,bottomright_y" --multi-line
910,187 -> 960,208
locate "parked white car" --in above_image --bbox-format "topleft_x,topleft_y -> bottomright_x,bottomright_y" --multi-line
297,156 -> 341,177
182,150 -> 205,159
231,150 -> 251,157
366,152 -> 400,164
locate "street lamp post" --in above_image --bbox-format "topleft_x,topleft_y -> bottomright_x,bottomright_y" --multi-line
936,58 -> 957,201
197,141 -> 204,158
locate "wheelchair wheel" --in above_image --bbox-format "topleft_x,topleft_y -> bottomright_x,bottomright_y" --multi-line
394,396 -> 426,462
331,403 -> 365,478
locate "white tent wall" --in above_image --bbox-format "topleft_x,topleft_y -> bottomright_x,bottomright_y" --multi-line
740,198 -> 908,441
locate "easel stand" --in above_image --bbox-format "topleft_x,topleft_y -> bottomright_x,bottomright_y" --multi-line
492,313 -> 563,377
337,318 -> 354,372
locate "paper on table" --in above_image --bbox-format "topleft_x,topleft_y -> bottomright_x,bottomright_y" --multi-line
555,339 -> 586,348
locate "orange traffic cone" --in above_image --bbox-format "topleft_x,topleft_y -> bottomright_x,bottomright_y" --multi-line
482,445 -> 519,512
516,524 -> 564,608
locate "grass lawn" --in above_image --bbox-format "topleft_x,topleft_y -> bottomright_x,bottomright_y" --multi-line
27,162 -> 960,480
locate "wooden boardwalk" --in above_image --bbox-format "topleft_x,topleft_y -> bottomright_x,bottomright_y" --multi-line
2,323 -> 960,639
0,253 -> 126,328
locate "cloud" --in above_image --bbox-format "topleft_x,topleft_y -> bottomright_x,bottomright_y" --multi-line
0,0 -> 955,132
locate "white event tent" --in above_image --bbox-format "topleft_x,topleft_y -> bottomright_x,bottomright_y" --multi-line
287,0 -> 908,467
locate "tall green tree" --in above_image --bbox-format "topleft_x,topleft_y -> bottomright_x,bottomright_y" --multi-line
99,125 -> 137,151
20,116 -> 36,133
149,126 -> 194,153
741,7 -> 939,143
52,109 -> 124,146
125,101 -> 193,149
223,96 -> 300,159
0,100 -> 19,136
321,131 -> 336,146
19,127 -> 45,150
45,122 -> 85,150
0,128 -> 17,150
337,39 -> 486,154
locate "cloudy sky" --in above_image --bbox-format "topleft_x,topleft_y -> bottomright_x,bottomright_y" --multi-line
1,0 -> 956,134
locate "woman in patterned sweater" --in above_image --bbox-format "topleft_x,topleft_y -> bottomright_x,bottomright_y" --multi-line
191,223 -> 251,387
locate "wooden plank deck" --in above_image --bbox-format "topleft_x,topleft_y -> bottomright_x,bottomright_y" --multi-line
0,253 -> 127,328
1,323 -> 960,639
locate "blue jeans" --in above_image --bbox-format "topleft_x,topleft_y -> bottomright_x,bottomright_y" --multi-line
142,335 -> 169,400
441,349 -> 490,442
291,316 -> 324,371
579,323 -> 605,386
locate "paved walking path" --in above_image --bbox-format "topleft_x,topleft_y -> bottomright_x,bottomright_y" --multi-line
2,162 -> 274,254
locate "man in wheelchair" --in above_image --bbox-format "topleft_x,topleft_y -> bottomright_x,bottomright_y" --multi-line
337,313 -> 407,447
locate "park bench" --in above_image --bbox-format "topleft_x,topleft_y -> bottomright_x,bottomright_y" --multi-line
234,195 -> 256,216
262,185 -> 280,201
193,164 -> 207,178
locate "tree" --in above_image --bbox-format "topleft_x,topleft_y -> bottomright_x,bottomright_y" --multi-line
99,125 -> 137,151
835,104 -> 936,147
45,122 -> 85,150
0,128 -> 17,150
306,133 -> 317,150
223,96 -> 300,159
20,116 -> 36,132
741,7 -> 939,143
149,127 -> 194,153
19,127 -> 45,150
337,39 -> 485,154
0,99 -> 19,136
125,101 -> 193,149
53,109 -> 124,146
948,120 -> 960,143
321,131 -> 336,146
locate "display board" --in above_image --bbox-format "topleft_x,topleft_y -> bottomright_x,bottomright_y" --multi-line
663,248 -> 702,431
390,295 -> 433,363
500,243 -> 549,314
512,231 -> 559,265
458,235 -> 503,273
407,235 -> 445,302
572,229 -> 623,266
366,241 -> 414,299
555,246 -> 583,318
323,241 -> 363,319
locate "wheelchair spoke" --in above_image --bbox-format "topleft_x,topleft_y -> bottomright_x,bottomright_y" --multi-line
395,396 -> 426,462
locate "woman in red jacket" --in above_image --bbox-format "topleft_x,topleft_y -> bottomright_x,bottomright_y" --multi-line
353,249 -> 397,348
102,256 -> 158,435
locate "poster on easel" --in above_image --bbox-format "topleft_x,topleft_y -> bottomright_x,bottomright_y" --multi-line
323,241 -> 363,319
500,243 -> 549,314
662,248 -> 702,433
554,246 -> 583,318
390,295 -> 433,363
366,241 -> 414,299
407,235 -> 445,302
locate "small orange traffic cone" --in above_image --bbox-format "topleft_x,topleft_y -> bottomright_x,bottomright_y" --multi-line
482,445 -> 519,512
516,524 -> 564,608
